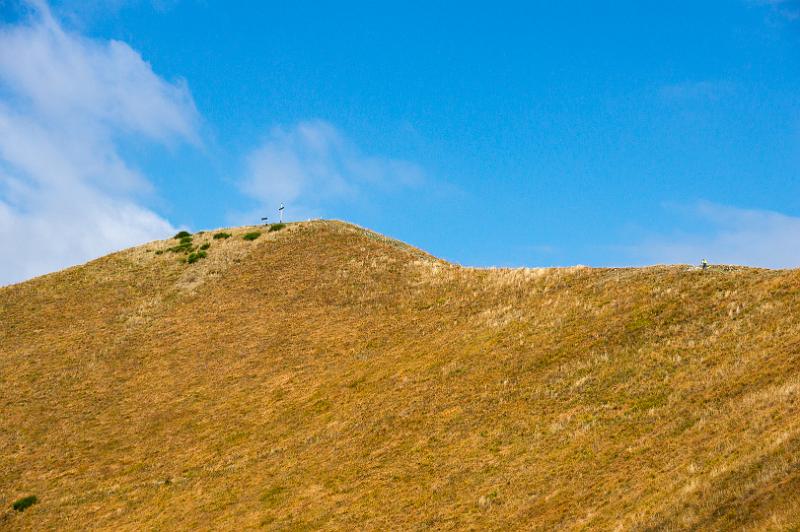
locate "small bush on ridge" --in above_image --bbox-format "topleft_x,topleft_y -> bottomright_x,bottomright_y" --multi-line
213,232 -> 232,240
269,223 -> 286,232
174,230 -> 191,239
243,232 -> 261,241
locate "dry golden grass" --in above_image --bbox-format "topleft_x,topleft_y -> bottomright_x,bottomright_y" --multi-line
2,220 -> 800,530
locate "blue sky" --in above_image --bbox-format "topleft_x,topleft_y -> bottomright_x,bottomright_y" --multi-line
0,0 -> 799,284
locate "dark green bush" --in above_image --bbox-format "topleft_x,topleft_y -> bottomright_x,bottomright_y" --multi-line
213,232 -> 232,240
174,230 -> 191,239
243,232 -> 261,241
187,251 -> 207,264
179,236 -> 193,245
12,495 -> 37,512
200,243 -> 211,250
268,223 -> 286,232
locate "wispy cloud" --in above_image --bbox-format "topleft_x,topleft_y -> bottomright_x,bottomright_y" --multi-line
0,1 -> 198,285
628,201 -> 800,268
239,120 -> 425,220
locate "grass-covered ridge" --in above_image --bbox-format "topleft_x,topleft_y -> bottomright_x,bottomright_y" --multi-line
1,220 -> 800,529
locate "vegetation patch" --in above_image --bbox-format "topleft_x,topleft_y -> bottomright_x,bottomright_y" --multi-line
167,242 -> 194,254
187,251 -> 207,264
213,232 -> 232,239
269,223 -> 286,232
165,234 -> 196,254
12,495 -> 37,512
243,232 -> 262,241
164,231 -> 214,262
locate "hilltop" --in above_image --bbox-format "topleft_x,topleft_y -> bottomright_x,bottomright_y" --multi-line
2,220 -> 800,530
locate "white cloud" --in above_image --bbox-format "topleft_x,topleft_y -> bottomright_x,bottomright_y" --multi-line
0,1 -> 198,286
629,202 -> 800,268
240,120 -> 424,220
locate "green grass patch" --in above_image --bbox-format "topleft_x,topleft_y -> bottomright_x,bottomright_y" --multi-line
187,251 -> 207,264
268,223 -> 286,232
213,232 -> 232,239
200,243 -> 211,250
167,242 -> 194,254
12,495 -> 37,512
243,231 -> 261,241
174,230 -> 191,239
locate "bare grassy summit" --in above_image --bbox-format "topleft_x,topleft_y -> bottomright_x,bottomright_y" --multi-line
2,220 -> 800,530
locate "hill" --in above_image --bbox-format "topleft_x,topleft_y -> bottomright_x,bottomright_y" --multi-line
2,220 -> 800,530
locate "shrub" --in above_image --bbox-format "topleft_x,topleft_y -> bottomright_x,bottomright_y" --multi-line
179,236 -> 193,245
268,223 -> 286,232
168,242 -> 193,254
200,243 -> 211,250
213,232 -> 231,240
174,230 -> 191,239
155,250 -> 164,255
243,232 -> 261,241
187,251 -> 207,264
12,495 -> 37,512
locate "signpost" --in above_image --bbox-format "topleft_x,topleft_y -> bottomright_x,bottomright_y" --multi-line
279,203 -> 285,223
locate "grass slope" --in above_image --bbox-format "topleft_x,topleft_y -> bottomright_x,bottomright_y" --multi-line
2,220 -> 800,530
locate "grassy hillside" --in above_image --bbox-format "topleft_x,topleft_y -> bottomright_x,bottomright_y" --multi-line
2,220 -> 800,530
